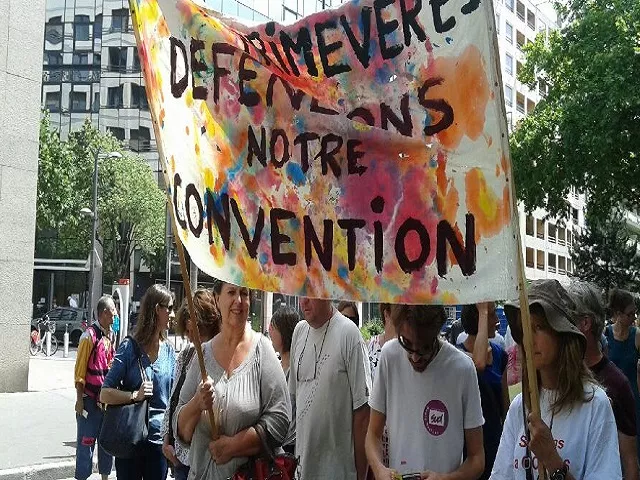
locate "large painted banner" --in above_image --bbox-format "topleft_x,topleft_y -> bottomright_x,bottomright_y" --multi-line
130,0 -> 519,303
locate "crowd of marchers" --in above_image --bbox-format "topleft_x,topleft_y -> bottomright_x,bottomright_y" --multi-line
71,279 -> 640,480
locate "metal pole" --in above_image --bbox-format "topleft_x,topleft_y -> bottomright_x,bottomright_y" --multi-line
88,149 -> 99,322
165,206 -> 172,289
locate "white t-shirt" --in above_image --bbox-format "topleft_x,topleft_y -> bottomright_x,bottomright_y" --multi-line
490,387 -> 621,480
370,340 -> 484,475
289,310 -> 372,480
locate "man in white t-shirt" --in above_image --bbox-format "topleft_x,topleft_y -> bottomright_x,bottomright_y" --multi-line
366,304 -> 485,479
289,298 -> 372,480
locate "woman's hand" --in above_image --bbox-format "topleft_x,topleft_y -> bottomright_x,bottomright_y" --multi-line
209,435 -> 235,465
135,380 -> 153,401
527,412 -> 564,470
197,376 -> 214,411
162,441 -> 179,466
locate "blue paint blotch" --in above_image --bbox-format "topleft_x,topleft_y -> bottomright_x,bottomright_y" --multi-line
259,252 -> 268,265
338,266 -> 348,279
286,163 -> 307,186
445,37 -> 453,44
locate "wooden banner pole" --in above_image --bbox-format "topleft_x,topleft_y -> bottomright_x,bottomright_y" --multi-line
128,0 -> 218,441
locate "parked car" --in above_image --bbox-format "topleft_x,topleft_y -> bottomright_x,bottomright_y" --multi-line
31,307 -> 88,346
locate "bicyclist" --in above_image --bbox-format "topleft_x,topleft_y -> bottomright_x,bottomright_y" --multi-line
73,295 -> 117,480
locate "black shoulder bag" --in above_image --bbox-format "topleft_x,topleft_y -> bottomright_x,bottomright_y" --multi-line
99,336 -> 150,458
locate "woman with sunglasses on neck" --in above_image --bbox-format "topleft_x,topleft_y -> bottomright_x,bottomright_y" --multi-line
605,288 -> 640,458
101,284 -> 177,480
491,280 -> 621,480
366,304 -> 485,480
174,280 -> 290,480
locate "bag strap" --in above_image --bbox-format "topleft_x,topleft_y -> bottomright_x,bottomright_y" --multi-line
126,335 -> 148,383
168,345 -> 196,445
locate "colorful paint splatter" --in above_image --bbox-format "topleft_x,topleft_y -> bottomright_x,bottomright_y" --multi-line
129,0 -> 519,303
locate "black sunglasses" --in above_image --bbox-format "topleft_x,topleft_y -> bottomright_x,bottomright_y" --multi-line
397,335 -> 436,357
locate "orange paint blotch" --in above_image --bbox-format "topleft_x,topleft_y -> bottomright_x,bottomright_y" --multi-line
185,126 -> 190,135
157,18 -> 170,37
159,109 -> 165,128
465,168 -> 511,242
486,135 -> 492,148
501,154 -> 510,175
495,164 -> 501,177
426,45 -> 491,150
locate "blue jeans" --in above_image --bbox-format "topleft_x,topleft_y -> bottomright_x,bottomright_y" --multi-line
115,441 -> 167,480
75,396 -> 113,480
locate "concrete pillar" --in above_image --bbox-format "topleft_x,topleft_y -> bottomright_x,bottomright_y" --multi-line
0,0 -> 45,392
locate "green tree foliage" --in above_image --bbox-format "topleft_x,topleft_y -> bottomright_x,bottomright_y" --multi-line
570,212 -> 640,297
36,113 -> 166,282
510,0 -> 640,222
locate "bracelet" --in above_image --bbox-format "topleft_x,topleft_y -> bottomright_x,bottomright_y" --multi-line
131,391 -> 136,403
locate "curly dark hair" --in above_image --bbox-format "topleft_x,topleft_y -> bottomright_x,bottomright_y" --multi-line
175,288 -> 220,340
390,304 -> 446,345
270,306 -> 300,353
608,288 -> 635,316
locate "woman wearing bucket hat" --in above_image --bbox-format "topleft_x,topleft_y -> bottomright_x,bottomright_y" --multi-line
490,279 -> 621,480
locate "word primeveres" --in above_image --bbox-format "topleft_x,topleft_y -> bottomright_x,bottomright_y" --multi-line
173,173 -> 477,276
170,38 -> 454,139
177,0 -> 479,82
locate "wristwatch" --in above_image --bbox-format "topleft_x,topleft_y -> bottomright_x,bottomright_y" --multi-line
130,391 -> 136,403
550,465 -> 568,480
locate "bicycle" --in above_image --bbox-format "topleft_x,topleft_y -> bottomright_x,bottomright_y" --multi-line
30,315 -> 59,356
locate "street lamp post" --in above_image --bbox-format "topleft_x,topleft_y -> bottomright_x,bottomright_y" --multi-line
81,150 -> 122,321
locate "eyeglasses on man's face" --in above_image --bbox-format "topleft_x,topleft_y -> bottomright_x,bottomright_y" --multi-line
397,334 -> 435,358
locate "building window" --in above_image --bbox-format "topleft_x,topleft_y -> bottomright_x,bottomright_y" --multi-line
516,60 -> 523,76
93,53 -> 102,66
527,98 -> 536,113
538,80 -> 547,97
133,49 -> 141,72
536,250 -> 545,270
107,85 -> 124,107
526,247 -> 534,268
111,8 -> 129,32
131,84 -> 148,109
548,253 -> 556,273
505,22 -> 513,44
108,47 -> 128,72
506,0 -> 514,11
93,14 -> 103,39
107,126 -> 125,141
505,85 -> 513,107
283,6 -> 301,22
74,15 -> 91,41
526,215 -> 534,236
516,1 -> 525,21
572,208 -> 579,223
538,20 -> 547,38
70,91 -> 87,111
536,218 -> 545,239
505,53 -> 513,76
567,258 -> 573,273
527,9 -> 536,30
45,16 -> 63,45
73,53 -> 89,65
558,256 -> 566,275
45,91 -> 61,112
45,52 -> 63,65
130,127 -> 151,152
548,223 -> 556,243
516,91 -> 525,114
568,230 -> 573,246
558,227 -> 566,246
516,30 -> 526,51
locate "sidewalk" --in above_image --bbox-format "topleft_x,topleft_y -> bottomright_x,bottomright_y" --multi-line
0,336 -> 187,480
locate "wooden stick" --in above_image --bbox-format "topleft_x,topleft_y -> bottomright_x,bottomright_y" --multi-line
484,1 -> 544,477
167,198 -> 220,440
127,0 -> 218,441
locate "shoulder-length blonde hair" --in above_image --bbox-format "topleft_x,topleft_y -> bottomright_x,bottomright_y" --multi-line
133,284 -> 173,346
522,304 -> 596,415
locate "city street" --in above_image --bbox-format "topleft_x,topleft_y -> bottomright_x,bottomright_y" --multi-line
0,336 -> 187,480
